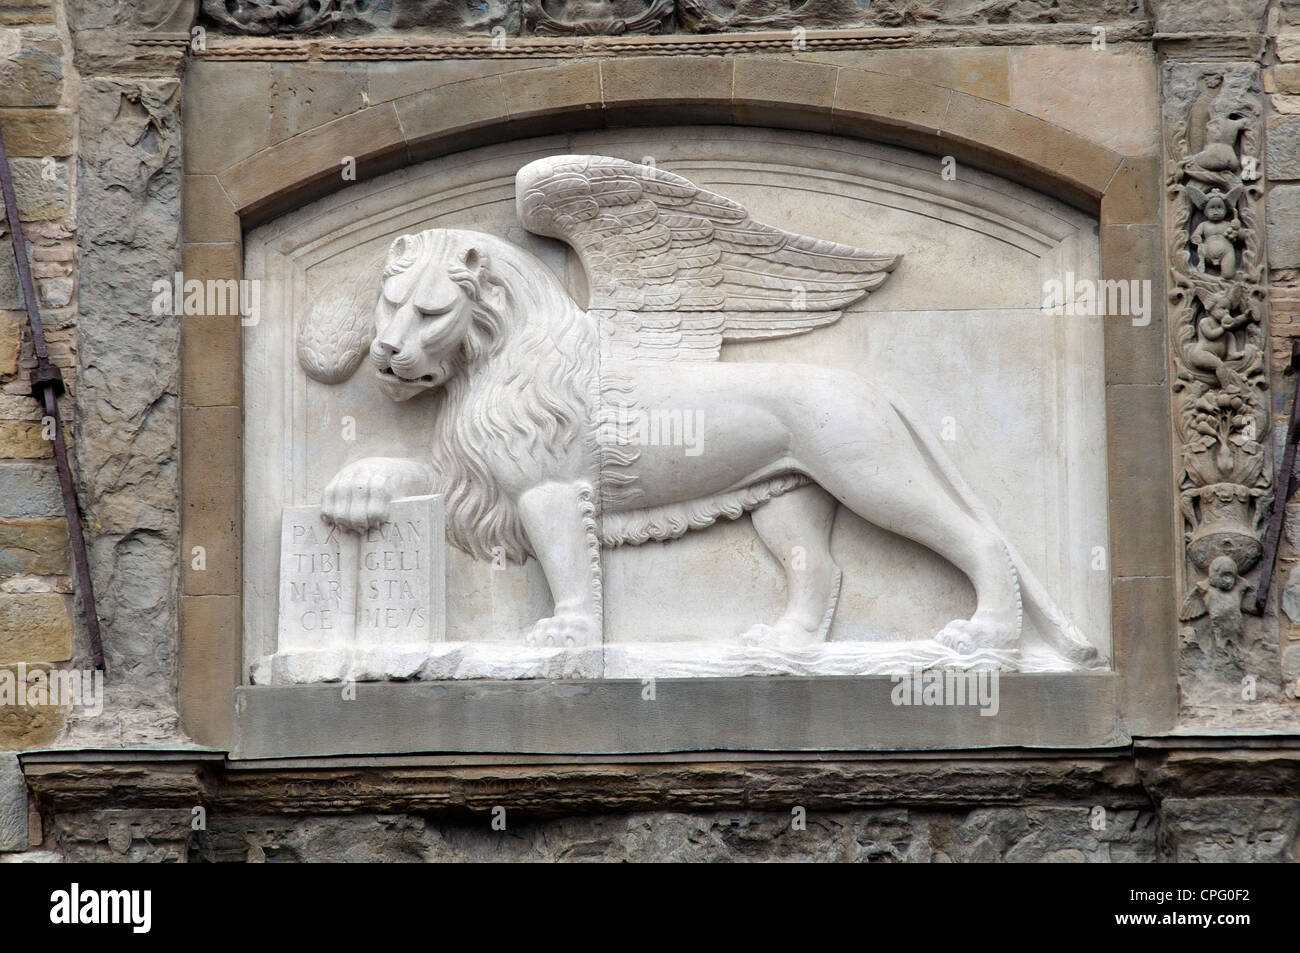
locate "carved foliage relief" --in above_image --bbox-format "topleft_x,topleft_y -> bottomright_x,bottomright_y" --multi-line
1167,64 -> 1278,690
199,0 -> 1143,35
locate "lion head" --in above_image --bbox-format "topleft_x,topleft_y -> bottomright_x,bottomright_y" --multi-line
369,230 -> 514,402
365,228 -> 600,562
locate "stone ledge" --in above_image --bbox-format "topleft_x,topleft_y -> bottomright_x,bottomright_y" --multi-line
230,674 -> 1121,759
188,23 -> 1157,61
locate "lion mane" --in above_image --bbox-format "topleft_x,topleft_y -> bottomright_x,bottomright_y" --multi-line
384,229 -> 600,564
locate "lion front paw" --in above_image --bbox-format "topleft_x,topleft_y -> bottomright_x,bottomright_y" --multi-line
525,613 -> 601,648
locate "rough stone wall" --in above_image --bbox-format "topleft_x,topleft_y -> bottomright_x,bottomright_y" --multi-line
64,0 -> 186,746
1269,1 -> 1300,703
0,0 -> 76,754
18,800 -> 1300,863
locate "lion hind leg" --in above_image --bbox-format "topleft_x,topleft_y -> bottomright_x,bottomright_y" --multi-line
798,444 -> 1023,654
741,485 -> 842,650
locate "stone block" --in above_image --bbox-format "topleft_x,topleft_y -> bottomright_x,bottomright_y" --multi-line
1268,185 -> 1300,267
219,104 -> 406,222
0,422 -> 52,459
0,664 -> 61,748
0,753 -> 25,851
179,593 -> 239,748
599,56 -> 733,125
181,405 -> 240,596
0,30 -> 60,108
0,109 -> 72,157
0,592 -> 70,662
499,63 -> 603,130
1106,383 -> 1174,577
943,91 -> 1122,201
0,518 -> 66,575
396,75 -> 511,160
182,175 -> 239,245
183,62 -> 271,175
0,315 -> 18,380
1010,47 -> 1158,157
800,48 -> 1009,104
0,462 -> 60,517
1101,156 -> 1160,225
1267,116 -> 1300,180
734,57 -> 836,131
268,63 -> 369,146
1101,224 -> 1166,385
833,68 -> 950,141
36,276 -> 69,308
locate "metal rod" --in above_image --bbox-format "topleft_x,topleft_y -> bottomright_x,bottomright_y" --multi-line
0,129 -> 105,670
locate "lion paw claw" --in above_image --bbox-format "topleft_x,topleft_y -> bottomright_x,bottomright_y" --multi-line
936,618 -> 1016,654
525,613 -> 600,649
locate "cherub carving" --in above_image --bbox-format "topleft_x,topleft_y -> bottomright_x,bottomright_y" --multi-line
1185,288 -> 1256,388
1188,185 -> 1242,278
306,155 -> 1100,667
1179,555 -> 1255,656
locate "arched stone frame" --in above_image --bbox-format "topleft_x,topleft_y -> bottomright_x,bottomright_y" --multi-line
178,52 -> 1173,753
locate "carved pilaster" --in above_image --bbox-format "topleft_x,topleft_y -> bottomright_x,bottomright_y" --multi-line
1164,61 -> 1286,714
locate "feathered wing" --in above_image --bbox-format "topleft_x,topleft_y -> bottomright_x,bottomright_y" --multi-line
516,154 -> 900,361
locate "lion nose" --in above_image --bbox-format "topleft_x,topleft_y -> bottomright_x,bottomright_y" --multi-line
372,337 -> 400,360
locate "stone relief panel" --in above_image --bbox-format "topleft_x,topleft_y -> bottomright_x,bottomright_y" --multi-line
242,127 -> 1110,683
1164,64 -> 1283,708
201,0 -> 520,35
197,0 -> 1143,33
522,0 -> 673,35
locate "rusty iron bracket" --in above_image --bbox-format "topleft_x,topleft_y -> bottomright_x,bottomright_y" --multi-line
0,131 -> 104,670
1252,339 -> 1300,617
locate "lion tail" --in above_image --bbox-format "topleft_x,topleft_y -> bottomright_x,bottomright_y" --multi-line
888,395 -> 1105,669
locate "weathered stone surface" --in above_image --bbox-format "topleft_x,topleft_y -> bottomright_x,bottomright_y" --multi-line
202,0 -> 519,35
72,77 -> 183,744
0,754 -> 26,851
268,63 -> 368,146
680,0 -> 864,32
36,276 -> 70,308
1009,47 -> 1158,157
523,0 -> 671,37
0,517 -> 67,575
179,805 -> 1158,862
1268,186 -> 1300,268
0,30 -> 61,108
0,109 -> 71,156
1268,116 -> 1300,180
0,315 -> 19,380
1161,797 -> 1300,862
54,808 -> 191,862
0,664 -> 61,748
0,422 -> 52,459
0,0 -> 54,26
0,592 -> 70,662
681,0 -> 1143,31
1148,0 -> 1270,33
0,241 -> 32,309
1283,565 -> 1300,624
